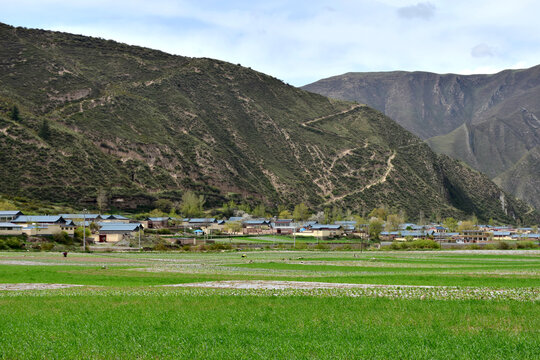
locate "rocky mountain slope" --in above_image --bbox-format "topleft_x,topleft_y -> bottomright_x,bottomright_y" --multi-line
302,67 -> 540,209
0,23 -> 536,223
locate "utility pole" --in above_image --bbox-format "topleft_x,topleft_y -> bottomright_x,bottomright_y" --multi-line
83,209 -> 87,252
138,225 -> 141,250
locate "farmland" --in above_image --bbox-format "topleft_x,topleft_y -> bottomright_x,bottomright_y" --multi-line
0,250 -> 539,359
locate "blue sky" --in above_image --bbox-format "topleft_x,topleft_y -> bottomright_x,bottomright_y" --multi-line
1,0 -> 539,86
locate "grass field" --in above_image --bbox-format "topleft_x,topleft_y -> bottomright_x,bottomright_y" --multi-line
0,250 -> 539,359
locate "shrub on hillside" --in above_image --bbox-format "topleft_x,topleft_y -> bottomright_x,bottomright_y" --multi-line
516,241 -> 538,249
53,231 -> 72,245
5,237 -> 24,249
390,239 -> 440,250
207,243 -> 232,251
496,241 -> 516,250
41,242 -> 54,251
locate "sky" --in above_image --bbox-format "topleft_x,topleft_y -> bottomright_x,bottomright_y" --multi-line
1,0 -> 539,86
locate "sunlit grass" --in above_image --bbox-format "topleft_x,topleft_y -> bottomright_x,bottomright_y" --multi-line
0,289 -> 538,359
1,250 -> 539,358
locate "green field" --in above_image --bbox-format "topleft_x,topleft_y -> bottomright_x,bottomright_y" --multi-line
0,250 -> 539,359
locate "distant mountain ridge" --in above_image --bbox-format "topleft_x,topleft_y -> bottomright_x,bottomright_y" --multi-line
0,22 -> 537,223
302,66 -> 540,209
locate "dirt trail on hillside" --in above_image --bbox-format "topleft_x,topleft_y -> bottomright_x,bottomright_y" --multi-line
329,150 -> 396,203
301,104 -> 362,127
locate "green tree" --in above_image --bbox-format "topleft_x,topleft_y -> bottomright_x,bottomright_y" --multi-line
323,207 -> 331,224
279,209 -> 292,219
331,206 -> 343,222
223,221 -> 242,234
368,218 -> 384,241
293,203 -> 310,221
221,201 -> 237,218
10,105 -> 20,122
252,204 -> 267,218
418,210 -> 425,225
237,202 -> 251,214
53,231 -> 72,245
96,188 -> 108,213
181,191 -> 205,217
38,119 -> 51,140
458,220 -> 475,232
149,208 -> 167,217
89,222 -> 100,232
154,199 -> 173,213
353,215 -> 367,229
74,227 -> 91,241
443,217 -> 458,232
0,199 -> 17,211
386,214 -> 403,232
277,204 -> 289,215
369,207 -> 387,221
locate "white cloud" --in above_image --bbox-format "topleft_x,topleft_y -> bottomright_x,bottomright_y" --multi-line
471,43 -> 496,58
397,2 -> 436,20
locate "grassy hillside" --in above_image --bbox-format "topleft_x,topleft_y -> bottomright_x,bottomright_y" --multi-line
0,23 -> 537,223
303,67 -> 540,210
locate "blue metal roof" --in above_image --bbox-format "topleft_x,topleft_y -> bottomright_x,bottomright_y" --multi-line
512,234 -> 540,239
399,223 -> 424,230
60,214 -> 102,220
188,218 -> 216,223
12,215 -> 65,223
335,221 -> 357,225
148,217 -> 170,221
99,223 -> 142,232
243,220 -> 270,225
400,230 -> 425,237
493,231 -> 511,236
430,225 -> 447,230
0,211 -> 23,216
311,224 -> 342,230
0,222 -> 22,228
103,214 -> 130,220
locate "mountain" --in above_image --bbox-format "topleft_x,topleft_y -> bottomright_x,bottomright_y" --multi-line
0,23 -> 536,223
302,67 -> 540,209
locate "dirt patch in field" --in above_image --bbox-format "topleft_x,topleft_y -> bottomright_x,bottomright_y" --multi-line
0,260 -> 62,266
164,280 -> 436,290
0,283 -> 84,291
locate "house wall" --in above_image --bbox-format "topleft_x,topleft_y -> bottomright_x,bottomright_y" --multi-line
148,220 -> 168,229
203,224 -> 225,234
0,228 -> 23,236
20,224 -> 74,236
99,231 -> 139,243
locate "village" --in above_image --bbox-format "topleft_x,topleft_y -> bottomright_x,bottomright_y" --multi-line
0,209 -> 538,250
